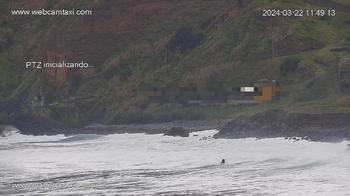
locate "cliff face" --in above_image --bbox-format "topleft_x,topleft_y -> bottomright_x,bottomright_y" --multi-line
1,0 -> 350,132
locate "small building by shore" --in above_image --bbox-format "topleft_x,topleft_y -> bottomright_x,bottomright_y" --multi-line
253,79 -> 280,103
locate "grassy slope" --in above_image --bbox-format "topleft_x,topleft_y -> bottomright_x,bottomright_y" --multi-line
1,0 -> 350,126
114,0 -> 350,121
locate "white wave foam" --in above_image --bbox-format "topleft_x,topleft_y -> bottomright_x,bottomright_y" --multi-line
0,126 -> 67,144
1,125 -> 20,137
1,130 -> 350,195
190,129 -> 218,137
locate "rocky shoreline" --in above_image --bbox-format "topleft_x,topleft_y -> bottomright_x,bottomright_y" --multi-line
2,110 -> 350,142
1,119 -> 228,136
213,110 -> 350,142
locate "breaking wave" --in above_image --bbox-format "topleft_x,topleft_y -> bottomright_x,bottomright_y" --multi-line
0,129 -> 350,195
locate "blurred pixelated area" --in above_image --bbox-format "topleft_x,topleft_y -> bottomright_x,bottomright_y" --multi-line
148,79 -> 280,106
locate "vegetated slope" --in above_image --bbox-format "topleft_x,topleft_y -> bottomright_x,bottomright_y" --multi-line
0,0 -> 350,130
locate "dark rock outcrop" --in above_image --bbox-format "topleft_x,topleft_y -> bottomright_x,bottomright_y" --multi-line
164,127 -> 189,137
214,110 -> 350,142
12,113 -> 67,135
9,119 -> 227,136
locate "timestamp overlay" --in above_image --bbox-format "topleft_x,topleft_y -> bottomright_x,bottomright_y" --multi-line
260,8 -> 336,17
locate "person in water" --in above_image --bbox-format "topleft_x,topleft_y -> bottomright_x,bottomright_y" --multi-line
221,159 -> 225,165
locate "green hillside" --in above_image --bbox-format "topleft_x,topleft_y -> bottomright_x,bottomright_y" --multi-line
1,0 -> 350,128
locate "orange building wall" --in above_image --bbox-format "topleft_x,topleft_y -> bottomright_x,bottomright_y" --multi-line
254,85 -> 280,103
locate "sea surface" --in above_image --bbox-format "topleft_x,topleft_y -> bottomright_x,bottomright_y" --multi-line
1,127 -> 350,195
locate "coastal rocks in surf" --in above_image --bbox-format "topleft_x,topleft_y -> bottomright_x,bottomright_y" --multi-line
164,127 -> 189,137
214,110 -> 350,142
0,125 -> 20,137
199,136 -> 213,140
12,113 -> 67,135
0,125 -> 7,137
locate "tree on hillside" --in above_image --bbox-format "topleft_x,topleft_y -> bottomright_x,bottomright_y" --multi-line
266,19 -> 291,58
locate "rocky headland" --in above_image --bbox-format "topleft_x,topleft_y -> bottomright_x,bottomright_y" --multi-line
2,109 -> 350,143
214,110 -> 350,142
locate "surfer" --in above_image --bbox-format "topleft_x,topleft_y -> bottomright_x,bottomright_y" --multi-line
221,159 -> 225,165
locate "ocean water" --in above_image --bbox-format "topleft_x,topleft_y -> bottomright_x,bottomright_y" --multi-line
0,127 -> 350,196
